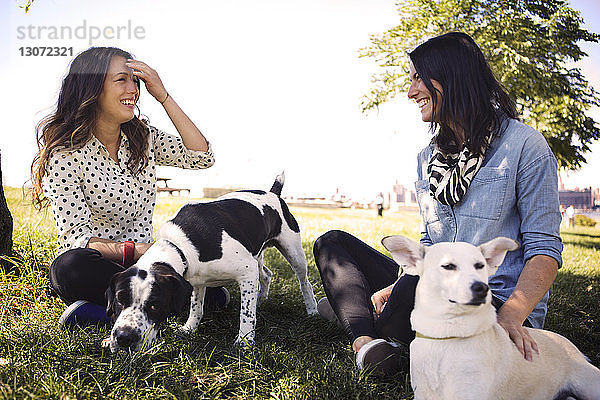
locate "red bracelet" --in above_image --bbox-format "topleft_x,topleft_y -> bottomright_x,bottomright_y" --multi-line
123,240 -> 135,268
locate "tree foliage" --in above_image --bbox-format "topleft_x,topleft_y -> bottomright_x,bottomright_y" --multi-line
19,0 -> 36,13
360,0 -> 600,169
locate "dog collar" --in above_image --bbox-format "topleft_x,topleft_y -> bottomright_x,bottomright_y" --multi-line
415,332 -> 460,341
163,239 -> 189,275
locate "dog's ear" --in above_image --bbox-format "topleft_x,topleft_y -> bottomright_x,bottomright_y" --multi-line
381,235 -> 426,275
105,285 -> 115,319
151,262 -> 193,316
105,272 -> 122,320
478,237 -> 520,276
169,273 -> 193,315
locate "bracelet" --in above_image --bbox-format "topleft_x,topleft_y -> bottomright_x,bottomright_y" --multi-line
159,92 -> 170,104
123,240 -> 135,268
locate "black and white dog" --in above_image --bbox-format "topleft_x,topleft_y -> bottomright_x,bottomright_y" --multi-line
105,173 -> 318,352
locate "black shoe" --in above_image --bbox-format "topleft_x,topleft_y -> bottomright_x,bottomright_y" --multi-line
204,287 -> 231,310
317,297 -> 337,321
355,338 -> 402,375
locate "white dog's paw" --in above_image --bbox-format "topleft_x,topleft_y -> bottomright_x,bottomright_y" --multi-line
233,336 -> 255,349
101,337 -> 111,349
306,299 -> 319,315
177,324 -> 196,335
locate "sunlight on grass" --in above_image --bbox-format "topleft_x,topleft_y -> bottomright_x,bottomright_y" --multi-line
1,188 -> 599,399
560,227 -> 600,276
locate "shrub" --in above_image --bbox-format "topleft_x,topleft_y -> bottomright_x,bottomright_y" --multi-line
574,214 -> 597,227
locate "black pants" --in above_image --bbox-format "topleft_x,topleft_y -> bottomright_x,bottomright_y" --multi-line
49,248 -> 126,307
313,230 -> 419,345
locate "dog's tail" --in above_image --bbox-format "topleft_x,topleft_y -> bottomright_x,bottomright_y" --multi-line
270,171 -> 285,196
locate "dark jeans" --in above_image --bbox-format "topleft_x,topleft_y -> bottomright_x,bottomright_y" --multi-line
313,230 -> 418,345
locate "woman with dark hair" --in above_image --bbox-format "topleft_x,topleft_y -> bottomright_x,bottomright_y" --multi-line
32,47 -> 228,327
314,32 -> 562,375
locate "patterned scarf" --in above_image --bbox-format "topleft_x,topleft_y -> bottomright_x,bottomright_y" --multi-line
427,137 -> 491,206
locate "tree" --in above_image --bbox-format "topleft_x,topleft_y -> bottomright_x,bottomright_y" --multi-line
360,0 -> 600,170
0,150 -> 14,269
19,0 -> 36,13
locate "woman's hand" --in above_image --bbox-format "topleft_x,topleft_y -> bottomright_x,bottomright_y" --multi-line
496,255 -> 556,361
371,284 -> 394,315
126,59 -> 210,152
125,59 -> 168,103
497,307 -> 539,361
87,237 -> 153,265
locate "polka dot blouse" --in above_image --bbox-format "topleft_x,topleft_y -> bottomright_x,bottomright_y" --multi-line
43,125 -> 214,254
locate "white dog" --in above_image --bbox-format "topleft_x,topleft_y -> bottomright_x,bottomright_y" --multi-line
381,235 -> 600,400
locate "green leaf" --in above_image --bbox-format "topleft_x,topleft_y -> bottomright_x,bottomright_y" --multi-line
360,0 -> 600,171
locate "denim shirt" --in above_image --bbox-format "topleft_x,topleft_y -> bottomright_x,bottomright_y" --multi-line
415,118 -> 563,328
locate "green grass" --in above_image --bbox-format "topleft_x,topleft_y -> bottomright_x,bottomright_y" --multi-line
1,186 -> 599,399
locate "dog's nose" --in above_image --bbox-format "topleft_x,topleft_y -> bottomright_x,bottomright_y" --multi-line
471,281 -> 489,298
114,327 -> 140,349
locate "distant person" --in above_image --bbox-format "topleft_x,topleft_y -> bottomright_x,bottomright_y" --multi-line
559,204 -> 569,228
31,47 -> 229,328
566,205 -> 576,228
313,32 -> 562,375
376,192 -> 384,217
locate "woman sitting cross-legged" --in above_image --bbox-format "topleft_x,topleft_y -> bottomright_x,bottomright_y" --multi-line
31,47 -> 229,328
314,32 -> 562,375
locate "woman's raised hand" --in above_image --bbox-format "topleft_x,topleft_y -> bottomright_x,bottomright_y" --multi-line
125,59 -> 169,104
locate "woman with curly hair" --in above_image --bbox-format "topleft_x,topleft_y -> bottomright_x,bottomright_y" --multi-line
32,47 -> 228,327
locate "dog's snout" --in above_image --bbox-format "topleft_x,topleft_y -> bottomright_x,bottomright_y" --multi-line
471,281 -> 489,298
114,327 -> 140,349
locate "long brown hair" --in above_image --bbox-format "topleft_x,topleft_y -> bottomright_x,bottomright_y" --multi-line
31,47 -> 150,207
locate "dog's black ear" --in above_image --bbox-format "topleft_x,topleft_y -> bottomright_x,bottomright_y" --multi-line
170,273 -> 193,315
381,235 -> 426,275
105,272 -> 120,320
151,262 -> 193,316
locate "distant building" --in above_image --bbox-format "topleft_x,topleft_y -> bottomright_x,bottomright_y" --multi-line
390,181 -> 418,210
559,187 -> 596,209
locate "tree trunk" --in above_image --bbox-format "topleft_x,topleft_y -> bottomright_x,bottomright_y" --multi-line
0,150 -> 14,268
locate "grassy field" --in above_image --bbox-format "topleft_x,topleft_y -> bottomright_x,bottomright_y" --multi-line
1,187 -> 599,399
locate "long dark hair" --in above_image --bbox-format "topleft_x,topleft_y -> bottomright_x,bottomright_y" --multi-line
408,32 -> 517,155
31,47 -> 149,207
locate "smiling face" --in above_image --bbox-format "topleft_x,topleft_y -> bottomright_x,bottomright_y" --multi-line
407,61 -> 444,123
97,55 -> 140,127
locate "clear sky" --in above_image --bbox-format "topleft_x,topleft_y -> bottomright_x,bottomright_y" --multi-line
1,0 -> 598,199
